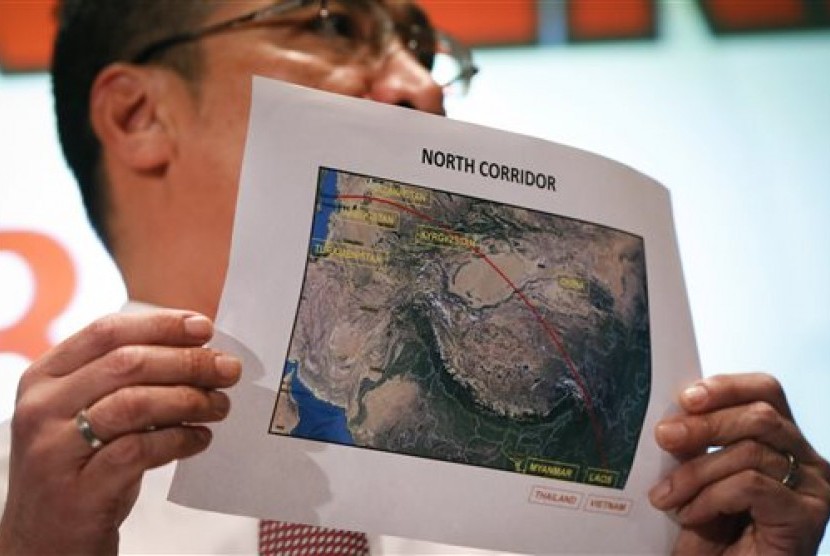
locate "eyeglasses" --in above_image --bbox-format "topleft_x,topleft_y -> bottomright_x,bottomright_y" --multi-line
130,0 -> 478,95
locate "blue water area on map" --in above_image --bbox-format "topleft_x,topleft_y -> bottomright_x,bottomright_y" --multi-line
311,168 -> 338,244
283,360 -> 354,444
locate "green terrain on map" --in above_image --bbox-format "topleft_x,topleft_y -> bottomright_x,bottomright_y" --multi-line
271,167 -> 651,489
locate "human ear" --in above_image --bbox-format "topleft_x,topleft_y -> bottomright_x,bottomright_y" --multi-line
89,63 -> 175,172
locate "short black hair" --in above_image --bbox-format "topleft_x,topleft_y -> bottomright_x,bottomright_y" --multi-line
52,1 -> 214,249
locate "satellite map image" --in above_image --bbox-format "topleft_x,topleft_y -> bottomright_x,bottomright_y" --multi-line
270,167 -> 652,489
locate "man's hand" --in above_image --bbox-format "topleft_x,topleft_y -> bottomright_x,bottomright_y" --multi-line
650,373 -> 830,555
0,310 -> 241,555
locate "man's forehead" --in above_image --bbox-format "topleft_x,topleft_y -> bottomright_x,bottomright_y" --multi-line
206,0 -> 423,23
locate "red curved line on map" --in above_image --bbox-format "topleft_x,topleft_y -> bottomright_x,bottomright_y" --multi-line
335,193 -> 608,467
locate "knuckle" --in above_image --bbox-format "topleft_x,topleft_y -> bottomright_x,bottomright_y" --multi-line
84,315 -> 122,352
704,373 -> 732,395
741,468 -> 769,496
756,373 -> 784,399
744,401 -> 782,434
181,348 -> 200,378
10,396 -> 46,440
180,347 -> 211,382
735,439 -> 767,469
176,387 -> 208,414
148,311 -> 183,343
704,373 -> 728,386
803,496 -> 830,528
102,434 -> 145,466
107,345 -> 145,380
15,367 -> 37,394
693,414 -> 715,442
97,388 -> 147,434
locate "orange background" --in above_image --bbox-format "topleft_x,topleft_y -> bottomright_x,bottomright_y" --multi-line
2,1 -> 828,73
0,231 -> 76,360
0,1 -> 56,73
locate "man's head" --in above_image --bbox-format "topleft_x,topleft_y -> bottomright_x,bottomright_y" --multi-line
52,0 -> 462,316
52,0 -> 214,249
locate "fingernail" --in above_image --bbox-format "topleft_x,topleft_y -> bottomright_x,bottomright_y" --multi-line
649,478 -> 672,504
215,355 -> 241,380
210,392 -> 231,418
194,427 -> 212,444
656,422 -> 688,448
184,315 -> 213,339
681,383 -> 708,408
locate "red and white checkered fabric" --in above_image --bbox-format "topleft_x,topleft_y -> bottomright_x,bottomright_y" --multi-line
259,520 -> 369,555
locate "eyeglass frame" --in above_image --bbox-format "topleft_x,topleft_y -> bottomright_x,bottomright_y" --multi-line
128,0 -> 478,93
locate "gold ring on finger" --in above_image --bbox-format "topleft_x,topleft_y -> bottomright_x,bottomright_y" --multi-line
780,451 -> 799,490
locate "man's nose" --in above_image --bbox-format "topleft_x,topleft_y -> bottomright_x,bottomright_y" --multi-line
365,47 -> 445,116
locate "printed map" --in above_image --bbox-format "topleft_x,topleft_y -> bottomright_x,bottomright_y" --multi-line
270,167 -> 651,489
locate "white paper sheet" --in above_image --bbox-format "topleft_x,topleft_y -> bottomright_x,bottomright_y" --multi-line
169,77 -> 701,554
